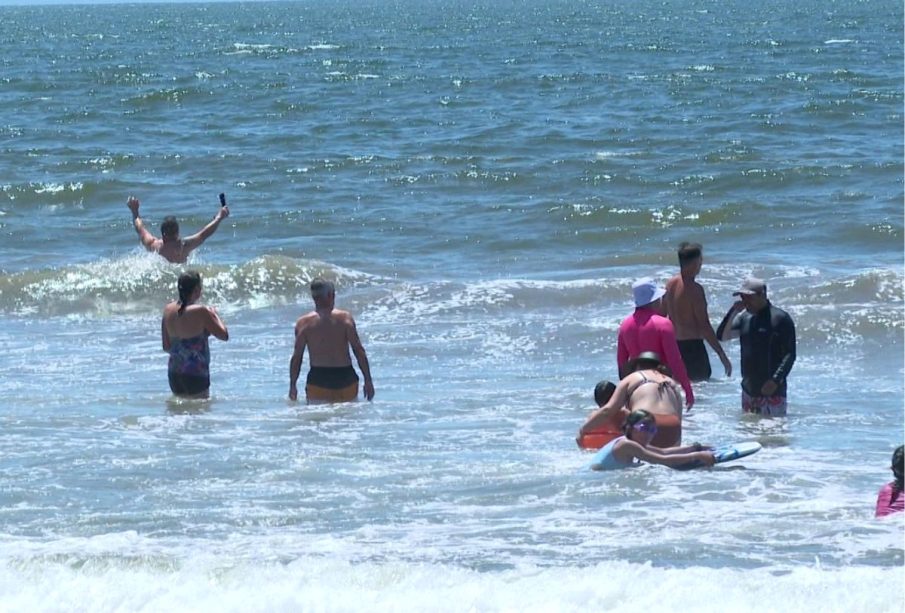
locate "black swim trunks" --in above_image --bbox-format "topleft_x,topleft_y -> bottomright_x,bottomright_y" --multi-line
678,339 -> 711,382
306,366 -> 359,389
306,366 -> 360,403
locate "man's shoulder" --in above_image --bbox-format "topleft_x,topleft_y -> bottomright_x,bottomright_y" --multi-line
769,303 -> 794,322
333,309 -> 356,323
295,311 -> 319,326
769,302 -> 790,315
675,278 -> 705,297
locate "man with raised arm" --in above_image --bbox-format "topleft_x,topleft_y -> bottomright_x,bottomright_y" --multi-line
717,277 -> 796,416
289,279 -> 375,404
664,242 -> 732,381
127,195 -> 229,264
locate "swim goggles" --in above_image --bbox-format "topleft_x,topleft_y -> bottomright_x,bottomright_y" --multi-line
632,422 -> 658,435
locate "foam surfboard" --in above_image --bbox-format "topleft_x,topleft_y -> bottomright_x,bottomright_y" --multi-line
713,441 -> 762,463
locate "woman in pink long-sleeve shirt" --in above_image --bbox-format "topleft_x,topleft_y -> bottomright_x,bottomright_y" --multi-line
617,279 -> 694,409
875,445 -> 904,518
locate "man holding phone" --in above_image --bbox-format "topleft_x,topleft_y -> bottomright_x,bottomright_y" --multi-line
126,194 -> 230,264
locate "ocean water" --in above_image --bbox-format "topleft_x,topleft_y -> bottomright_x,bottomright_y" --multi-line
0,0 -> 903,610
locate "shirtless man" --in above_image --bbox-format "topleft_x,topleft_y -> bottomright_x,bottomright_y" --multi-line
579,352 -> 683,447
127,195 -> 230,264
664,242 -> 731,381
288,279 -> 375,403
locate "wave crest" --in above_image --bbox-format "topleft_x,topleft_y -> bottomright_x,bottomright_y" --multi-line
0,254 -> 373,317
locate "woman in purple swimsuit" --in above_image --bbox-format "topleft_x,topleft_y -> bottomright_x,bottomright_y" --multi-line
161,271 -> 229,397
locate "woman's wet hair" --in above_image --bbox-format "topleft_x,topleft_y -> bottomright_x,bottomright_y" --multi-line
891,445 -> 904,505
594,380 -> 616,406
623,409 -> 654,438
177,271 -> 202,315
633,355 -> 660,372
625,351 -> 672,378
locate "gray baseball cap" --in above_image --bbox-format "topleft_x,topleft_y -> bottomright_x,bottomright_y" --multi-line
732,277 -> 767,296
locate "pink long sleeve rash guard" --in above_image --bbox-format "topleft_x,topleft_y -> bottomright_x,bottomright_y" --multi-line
616,306 -> 694,407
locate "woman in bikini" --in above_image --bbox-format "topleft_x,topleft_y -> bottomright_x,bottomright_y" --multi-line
161,271 -> 229,397
578,351 -> 685,447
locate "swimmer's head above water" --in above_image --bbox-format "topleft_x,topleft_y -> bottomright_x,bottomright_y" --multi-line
160,216 -> 180,241
677,241 -> 703,272
176,270 -> 202,315
310,278 -> 336,308
594,380 -> 616,407
623,409 -> 657,443
632,351 -> 662,371
622,351 -> 673,378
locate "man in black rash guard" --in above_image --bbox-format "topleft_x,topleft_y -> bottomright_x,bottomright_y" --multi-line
717,277 -> 796,416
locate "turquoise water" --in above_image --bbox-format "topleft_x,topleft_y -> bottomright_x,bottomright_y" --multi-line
0,1 -> 902,610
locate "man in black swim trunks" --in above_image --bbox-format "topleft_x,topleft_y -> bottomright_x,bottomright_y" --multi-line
664,242 -> 732,381
288,279 -> 375,403
717,277 -> 796,416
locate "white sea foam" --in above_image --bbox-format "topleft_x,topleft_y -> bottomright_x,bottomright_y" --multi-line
0,551 -> 900,612
0,3 -> 901,610
233,43 -> 273,51
33,182 -> 83,195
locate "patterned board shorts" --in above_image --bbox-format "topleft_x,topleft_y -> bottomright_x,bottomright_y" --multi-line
742,390 -> 787,416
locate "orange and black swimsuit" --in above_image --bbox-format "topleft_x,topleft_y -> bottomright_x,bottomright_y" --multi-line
306,366 -> 359,403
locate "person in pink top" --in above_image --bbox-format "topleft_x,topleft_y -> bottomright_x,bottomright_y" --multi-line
875,445 -> 904,518
616,278 -> 694,410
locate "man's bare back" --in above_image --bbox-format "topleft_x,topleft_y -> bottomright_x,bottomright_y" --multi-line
664,275 -> 706,341
294,308 -> 356,367
288,279 -> 374,402
664,243 -> 731,378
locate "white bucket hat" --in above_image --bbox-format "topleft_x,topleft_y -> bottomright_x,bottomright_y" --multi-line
632,278 -> 666,308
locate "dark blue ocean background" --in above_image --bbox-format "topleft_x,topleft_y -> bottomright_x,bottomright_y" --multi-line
0,1 -> 902,610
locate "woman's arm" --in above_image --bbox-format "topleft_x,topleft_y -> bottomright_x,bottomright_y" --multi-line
161,315 -> 171,352
626,441 -> 715,468
182,206 -> 229,252
655,442 -> 712,455
205,307 -> 229,341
